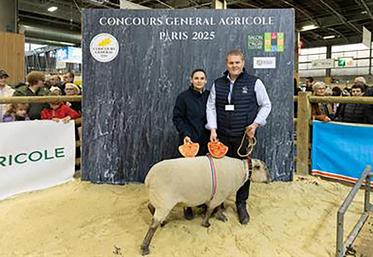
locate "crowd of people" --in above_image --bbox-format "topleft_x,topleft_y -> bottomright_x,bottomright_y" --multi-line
0,70 -> 81,123
295,76 -> 373,124
0,69 -> 82,169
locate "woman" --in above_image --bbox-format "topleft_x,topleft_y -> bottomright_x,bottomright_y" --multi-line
311,82 -> 333,122
172,69 -> 210,220
173,69 -> 210,155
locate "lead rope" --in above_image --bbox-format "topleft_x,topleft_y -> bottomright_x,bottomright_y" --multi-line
237,133 -> 257,158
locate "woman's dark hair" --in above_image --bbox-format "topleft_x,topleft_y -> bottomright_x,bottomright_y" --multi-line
190,69 -> 207,78
351,81 -> 366,93
332,86 -> 342,96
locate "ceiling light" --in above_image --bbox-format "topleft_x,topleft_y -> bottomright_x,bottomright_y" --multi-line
323,35 -> 336,40
300,24 -> 319,32
48,6 -> 58,12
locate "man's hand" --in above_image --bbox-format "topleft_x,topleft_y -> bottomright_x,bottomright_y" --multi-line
183,136 -> 192,144
210,129 -> 218,142
246,123 -> 259,138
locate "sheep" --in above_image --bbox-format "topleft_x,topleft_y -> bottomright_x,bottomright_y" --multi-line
140,155 -> 270,255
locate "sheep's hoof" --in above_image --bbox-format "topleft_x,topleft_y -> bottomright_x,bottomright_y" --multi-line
201,221 -> 211,228
215,212 -> 228,222
141,245 -> 150,256
147,203 -> 155,215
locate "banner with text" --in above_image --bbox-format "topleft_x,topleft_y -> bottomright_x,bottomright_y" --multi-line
83,9 -> 295,183
0,120 -> 75,200
312,121 -> 373,184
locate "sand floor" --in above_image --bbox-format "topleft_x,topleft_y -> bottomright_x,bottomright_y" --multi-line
0,176 -> 371,257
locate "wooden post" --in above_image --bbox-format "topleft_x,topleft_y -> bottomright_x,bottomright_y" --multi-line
296,92 -> 312,175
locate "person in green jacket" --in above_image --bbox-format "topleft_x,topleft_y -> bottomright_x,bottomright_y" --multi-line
13,71 -> 50,120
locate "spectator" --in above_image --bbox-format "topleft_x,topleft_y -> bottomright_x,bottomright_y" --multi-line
332,86 -> 342,96
305,77 -> 314,92
294,78 -> 301,117
64,83 -> 81,114
365,86 -> 373,124
0,69 -> 14,122
40,90 -> 80,122
311,82 -> 333,122
354,76 -> 368,92
45,75 -> 61,89
3,103 -> 30,122
335,82 -> 366,123
13,71 -> 50,120
63,72 -> 74,84
59,71 -> 75,94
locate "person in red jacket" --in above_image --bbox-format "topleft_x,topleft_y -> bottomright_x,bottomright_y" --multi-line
41,89 -> 80,122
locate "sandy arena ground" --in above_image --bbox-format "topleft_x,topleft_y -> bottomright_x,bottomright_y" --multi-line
0,176 -> 371,257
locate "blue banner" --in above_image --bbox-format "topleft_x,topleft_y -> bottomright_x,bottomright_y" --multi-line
312,121 -> 373,183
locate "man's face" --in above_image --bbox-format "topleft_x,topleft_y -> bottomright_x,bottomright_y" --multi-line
305,79 -> 312,87
34,79 -> 44,89
0,76 -> 7,86
63,73 -> 73,83
226,55 -> 244,78
50,76 -> 60,86
351,88 -> 363,96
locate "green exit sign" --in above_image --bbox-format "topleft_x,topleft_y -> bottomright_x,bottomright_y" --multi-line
338,58 -> 346,67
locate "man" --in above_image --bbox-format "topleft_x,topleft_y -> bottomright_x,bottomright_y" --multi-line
365,86 -> 373,124
13,71 -> 49,120
0,70 -> 15,122
305,77 -> 314,92
206,49 -> 271,224
335,82 -> 366,123
60,72 -> 75,95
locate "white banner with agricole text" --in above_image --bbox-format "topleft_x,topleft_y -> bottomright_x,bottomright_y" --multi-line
0,120 -> 75,200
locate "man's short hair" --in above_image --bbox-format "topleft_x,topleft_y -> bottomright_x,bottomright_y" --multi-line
26,71 -> 45,86
351,82 -> 365,92
226,49 -> 244,61
66,71 -> 75,79
305,77 -> 314,83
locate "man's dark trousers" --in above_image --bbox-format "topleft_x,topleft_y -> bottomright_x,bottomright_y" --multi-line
218,134 -> 251,205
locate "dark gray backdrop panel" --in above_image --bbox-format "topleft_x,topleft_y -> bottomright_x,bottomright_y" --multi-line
82,9 -> 294,184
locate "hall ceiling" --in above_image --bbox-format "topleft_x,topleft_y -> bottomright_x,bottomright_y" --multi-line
18,0 -> 373,47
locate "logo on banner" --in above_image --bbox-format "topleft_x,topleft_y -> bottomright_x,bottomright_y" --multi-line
90,33 -> 119,62
247,32 -> 284,52
264,32 -> 284,52
247,35 -> 263,50
253,57 -> 276,69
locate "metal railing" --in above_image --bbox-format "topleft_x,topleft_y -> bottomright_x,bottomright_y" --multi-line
336,166 -> 372,257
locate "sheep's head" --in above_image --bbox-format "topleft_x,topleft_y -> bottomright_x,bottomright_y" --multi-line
250,159 -> 271,183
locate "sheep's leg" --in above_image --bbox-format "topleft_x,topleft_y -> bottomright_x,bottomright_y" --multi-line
140,208 -> 170,255
201,207 -> 214,228
141,218 -> 160,255
147,203 -> 155,215
214,205 -> 228,222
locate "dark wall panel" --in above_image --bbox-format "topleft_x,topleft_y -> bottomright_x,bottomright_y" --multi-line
82,9 -> 295,183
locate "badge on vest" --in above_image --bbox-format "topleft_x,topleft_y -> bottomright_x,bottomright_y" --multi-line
242,86 -> 248,94
225,104 -> 235,111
